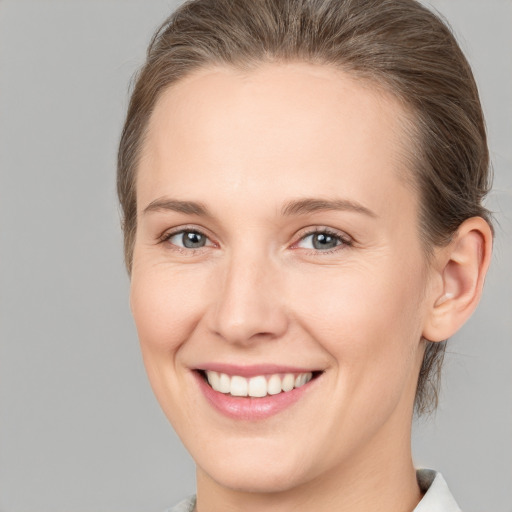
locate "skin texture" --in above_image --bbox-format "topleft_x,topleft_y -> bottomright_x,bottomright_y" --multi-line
130,63 -> 492,512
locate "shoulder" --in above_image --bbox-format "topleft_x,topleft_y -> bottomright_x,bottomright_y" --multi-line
164,495 -> 196,512
414,469 -> 462,512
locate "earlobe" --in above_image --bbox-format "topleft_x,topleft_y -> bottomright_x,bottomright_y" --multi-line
422,217 -> 493,342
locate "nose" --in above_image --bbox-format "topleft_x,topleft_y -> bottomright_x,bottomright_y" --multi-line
208,249 -> 289,346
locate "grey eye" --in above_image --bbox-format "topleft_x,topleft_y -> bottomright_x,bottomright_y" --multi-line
169,230 -> 208,249
312,233 -> 339,250
297,232 -> 343,251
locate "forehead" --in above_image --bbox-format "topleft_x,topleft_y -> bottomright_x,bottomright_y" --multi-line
139,62 -> 416,219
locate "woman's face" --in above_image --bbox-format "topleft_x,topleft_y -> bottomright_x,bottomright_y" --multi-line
131,63 -> 432,493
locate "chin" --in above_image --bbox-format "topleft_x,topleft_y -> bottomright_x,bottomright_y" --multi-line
200,456 -> 311,494
188,431 -> 317,494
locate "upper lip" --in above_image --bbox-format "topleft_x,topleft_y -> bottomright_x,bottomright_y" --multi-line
195,363 -> 321,378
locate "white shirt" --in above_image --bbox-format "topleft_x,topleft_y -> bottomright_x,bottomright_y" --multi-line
414,469 -> 462,512
166,469 -> 461,512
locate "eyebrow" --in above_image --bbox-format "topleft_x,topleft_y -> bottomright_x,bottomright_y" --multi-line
142,196 -> 377,218
143,198 -> 211,217
281,198 -> 377,218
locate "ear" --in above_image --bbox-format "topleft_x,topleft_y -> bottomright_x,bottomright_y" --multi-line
422,217 -> 493,342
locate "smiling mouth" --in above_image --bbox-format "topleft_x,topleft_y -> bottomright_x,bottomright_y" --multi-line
197,370 -> 322,398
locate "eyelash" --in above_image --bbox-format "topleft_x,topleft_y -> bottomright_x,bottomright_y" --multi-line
293,227 -> 353,254
158,226 -> 353,255
158,226 -> 215,255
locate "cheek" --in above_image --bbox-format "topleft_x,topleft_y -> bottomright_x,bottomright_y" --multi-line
288,258 -> 426,378
130,263 -> 210,355
293,259 -> 423,328
129,264 -> 213,426
287,261 -> 426,449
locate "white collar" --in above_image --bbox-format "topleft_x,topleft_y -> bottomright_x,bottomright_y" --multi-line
414,469 -> 462,512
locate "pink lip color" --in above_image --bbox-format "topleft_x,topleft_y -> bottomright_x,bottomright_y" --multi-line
193,370 -> 318,421
198,363 -> 315,378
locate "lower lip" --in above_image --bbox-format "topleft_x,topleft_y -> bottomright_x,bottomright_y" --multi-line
194,372 -> 318,420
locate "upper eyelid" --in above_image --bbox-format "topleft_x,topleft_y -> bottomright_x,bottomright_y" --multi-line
299,226 -> 348,236
294,226 -> 352,242
161,225 -> 352,238
158,223 -> 353,250
160,225 -> 213,241
159,228 -> 215,253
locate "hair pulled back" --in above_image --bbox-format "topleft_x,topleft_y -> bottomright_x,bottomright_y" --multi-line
118,0 -> 493,415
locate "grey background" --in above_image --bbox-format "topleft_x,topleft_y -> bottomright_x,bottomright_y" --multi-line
0,1 -> 510,511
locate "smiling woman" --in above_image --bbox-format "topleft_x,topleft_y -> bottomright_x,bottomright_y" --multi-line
117,1 -> 493,511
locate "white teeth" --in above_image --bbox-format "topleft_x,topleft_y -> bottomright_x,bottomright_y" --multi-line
218,373 -> 230,393
230,375 -> 248,396
205,371 -> 314,397
208,371 -> 220,390
282,373 -> 295,392
267,374 -> 282,395
248,376 -> 267,397
295,373 -> 311,388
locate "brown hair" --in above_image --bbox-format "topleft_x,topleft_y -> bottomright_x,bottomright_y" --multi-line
117,0 -> 493,415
